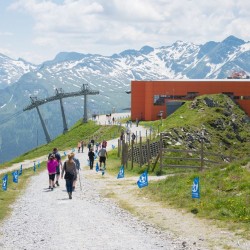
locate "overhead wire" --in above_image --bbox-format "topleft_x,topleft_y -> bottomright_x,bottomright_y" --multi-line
0,110 -> 24,124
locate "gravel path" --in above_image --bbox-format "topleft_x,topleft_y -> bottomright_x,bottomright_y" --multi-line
0,168 -> 188,250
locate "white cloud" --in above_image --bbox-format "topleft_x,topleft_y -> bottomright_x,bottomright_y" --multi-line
0,32 -> 13,36
5,0 -> 250,63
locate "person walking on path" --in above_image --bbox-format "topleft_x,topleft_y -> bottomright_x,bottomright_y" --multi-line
47,154 -> 58,191
81,140 -> 84,153
61,153 -> 77,199
102,139 -> 107,148
88,148 -> 95,170
98,146 -> 108,170
77,141 -> 81,153
48,148 -> 62,187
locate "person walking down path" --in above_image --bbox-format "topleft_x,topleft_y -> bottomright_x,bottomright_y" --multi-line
98,146 -> 108,170
48,148 -> 62,187
46,154 -> 58,191
77,141 -> 81,153
88,148 -> 95,170
81,140 -> 84,153
61,153 -> 77,199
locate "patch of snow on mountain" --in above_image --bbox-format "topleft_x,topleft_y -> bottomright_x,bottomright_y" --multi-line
37,72 -> 43,78
240,43 -> 250,52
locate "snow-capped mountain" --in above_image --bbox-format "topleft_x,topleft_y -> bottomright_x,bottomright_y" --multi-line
1,35 -> 250,163
0,54 -> 37,89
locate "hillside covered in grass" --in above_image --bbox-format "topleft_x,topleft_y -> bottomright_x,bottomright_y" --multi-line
0,120 -> 121,167
139,94 -> 250,237
144,94 -> 250,159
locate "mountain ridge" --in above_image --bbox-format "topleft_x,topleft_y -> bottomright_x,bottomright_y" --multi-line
1,35 -> 250,163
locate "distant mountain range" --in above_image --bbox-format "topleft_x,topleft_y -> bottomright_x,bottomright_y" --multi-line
1,35 -> 250,164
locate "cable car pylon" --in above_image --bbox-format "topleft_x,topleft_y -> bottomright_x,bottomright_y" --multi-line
23,84 -> 99,144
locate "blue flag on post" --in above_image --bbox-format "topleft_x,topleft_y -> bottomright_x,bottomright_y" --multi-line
2,174 -> 8,191
112,145 -> 115,149
19,165 -> 23,176
64,151 -> 67,156
95,162 -> 99,172
38,161 -> 40,168
33,162 -> 36,172
192,177 -> 200,199
137,171 -> 148,188
117,165 -> 124,179
12,170 -> 19,183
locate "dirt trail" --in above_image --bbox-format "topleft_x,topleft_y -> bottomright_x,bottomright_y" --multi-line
83,168 -> 250,250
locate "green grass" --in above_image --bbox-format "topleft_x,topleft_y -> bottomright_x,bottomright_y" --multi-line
0,120 -> 121,167
142,158 -> 250,237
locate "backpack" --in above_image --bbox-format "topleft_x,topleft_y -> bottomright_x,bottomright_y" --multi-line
73,158 -> 80,170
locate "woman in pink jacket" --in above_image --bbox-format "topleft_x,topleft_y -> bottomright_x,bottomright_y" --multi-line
47,154 -> 58,191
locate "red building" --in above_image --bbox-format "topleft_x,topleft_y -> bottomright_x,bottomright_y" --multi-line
131,80 -> 250,121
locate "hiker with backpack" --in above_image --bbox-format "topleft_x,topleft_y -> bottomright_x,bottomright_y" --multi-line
61,153 -> 77,199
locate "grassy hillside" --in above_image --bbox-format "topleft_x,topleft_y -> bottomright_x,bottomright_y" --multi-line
0,120 -> 121,167
139,94 -> 250,237
142,94 -> 250,158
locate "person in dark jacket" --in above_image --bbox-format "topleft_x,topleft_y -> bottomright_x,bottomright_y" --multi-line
88,148 -> 95,170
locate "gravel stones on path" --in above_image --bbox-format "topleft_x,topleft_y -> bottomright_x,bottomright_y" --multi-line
0,169 -> 189,250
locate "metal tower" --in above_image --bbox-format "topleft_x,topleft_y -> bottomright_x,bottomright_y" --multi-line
23,84 -> 99,143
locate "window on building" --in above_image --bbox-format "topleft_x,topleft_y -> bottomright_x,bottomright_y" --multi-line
186,92 -> 198,99
222,92 -> 234,98
153,95 -> 166,105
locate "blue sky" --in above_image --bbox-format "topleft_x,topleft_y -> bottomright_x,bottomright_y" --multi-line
0,0 -> 249,64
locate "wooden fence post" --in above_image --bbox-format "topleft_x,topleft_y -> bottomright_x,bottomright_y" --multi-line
118,139 -> 120,157
200,139 -> 204,171
160,133 -> 163,171
147,139 -> 151,171
139,136 -> 143,167
131,140 -> 134,170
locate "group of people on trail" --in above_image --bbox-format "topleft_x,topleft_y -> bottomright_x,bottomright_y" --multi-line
77,140 -> 85,153
46,139 -> 108,199
87,139 -> 108,170
47,147 -> 80,199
